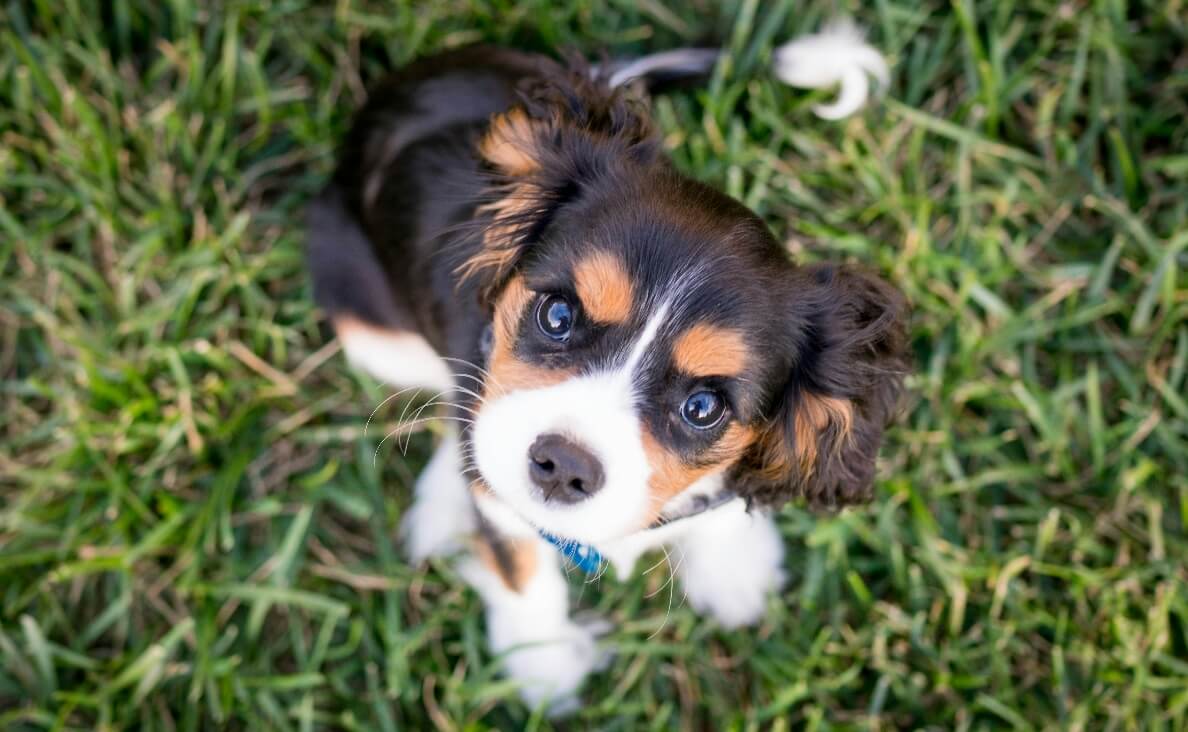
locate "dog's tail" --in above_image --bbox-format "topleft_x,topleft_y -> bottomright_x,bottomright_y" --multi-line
600,19 -> 888,120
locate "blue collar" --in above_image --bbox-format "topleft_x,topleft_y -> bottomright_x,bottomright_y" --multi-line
539,531 -> 604,573
536,491 -> 738,574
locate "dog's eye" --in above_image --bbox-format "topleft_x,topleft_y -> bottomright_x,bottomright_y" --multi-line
536,295 -> 574,341
681,390 -> 726,429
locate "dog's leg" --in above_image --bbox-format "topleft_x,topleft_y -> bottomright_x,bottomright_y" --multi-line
672,505 -> 786,628
334,318 -> 455,394
307,183 -> 455,393
333,315 -> 470,562
458,530 -> 610,715
307,185 -> 472,557
400,431 -> 474,560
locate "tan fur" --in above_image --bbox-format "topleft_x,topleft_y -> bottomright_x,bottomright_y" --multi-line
486,277 -> 574,397
640,423 -> 755,522
491,277 -> 534,350
453,189 -> 535,286
793,393 -> 854,472
743,392 -> 855,487
333,315 -> 379,339
574,251 -> 634,325
474,534 -> 540,593
672,323 -> 749,378
456,109 -> 548,286
478,108 -> 542,176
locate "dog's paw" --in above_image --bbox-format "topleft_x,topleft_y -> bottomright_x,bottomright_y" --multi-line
677,512 -> 786,628
400,496 -> 467,562
499,618 -> 608,716
571,611 -> 615,672
457,557 -> 611,715
683,563 -> 785,628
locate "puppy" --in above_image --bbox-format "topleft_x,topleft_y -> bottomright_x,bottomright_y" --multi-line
307,43 -> 908,711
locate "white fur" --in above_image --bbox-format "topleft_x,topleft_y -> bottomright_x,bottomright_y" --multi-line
673,504 -> 787,628
472,302 -> 672,544
338,322 -> 455,392
457,544 -> 611,715
402,432 -> 475,561
606,48 -> 720,88
600,20 -> 887,121
472,486 -> 539,539
334,267 -> 792,713
772,20 -> 888,120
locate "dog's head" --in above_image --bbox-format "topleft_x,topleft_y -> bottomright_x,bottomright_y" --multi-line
464,63 -> 909,543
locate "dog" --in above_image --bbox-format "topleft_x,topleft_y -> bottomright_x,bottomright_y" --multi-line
307,37 -> 908,712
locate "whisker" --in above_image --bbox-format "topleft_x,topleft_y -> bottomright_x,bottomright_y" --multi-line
441,355 -> 494,379
399,396 -> 475,452
644,547 -> 678,600
388,384 -> 476,440
444,369 -> 490,391
394,385 -> 436,436
646,546 -> 676,638
442,355 -> 507,396
440,381 -> 487,406
373,408 -> 475,466
395,393 -> 446,453
647,544 -> 687,641
400,399 -> 441,453
640,552 -> 670,576
364,385 -> 425,439
387,416 -> 477,458
586,553 -> 612,586
429,398 -> 482,417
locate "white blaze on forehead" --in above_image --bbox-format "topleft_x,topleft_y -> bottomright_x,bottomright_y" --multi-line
615,299 -> 671,386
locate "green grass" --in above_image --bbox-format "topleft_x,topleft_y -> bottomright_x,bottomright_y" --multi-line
2,0 -> 1186,728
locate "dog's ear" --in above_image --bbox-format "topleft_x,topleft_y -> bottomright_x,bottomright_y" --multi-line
457,61 -> 661,303
732,264 -> 909,510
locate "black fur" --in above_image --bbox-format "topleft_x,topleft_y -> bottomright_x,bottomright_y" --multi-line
307,46 -> 909,509
731,265 -> 909,508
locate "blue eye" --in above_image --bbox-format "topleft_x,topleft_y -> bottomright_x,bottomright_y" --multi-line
681,390 -> 726,429
537,295 -> 574,340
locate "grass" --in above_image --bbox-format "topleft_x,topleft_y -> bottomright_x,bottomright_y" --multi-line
1,0 -> 1186,728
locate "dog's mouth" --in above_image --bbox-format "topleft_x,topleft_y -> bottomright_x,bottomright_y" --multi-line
472,464 -> 651,546
469,371 -> 659,544
471,444 -> 739,552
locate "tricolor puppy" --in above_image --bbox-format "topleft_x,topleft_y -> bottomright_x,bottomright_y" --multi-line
308,38 -> 908,712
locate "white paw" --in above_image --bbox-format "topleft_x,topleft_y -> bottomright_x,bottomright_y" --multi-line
400,496 -> 466,561
683,563 -> 785,628
498,617 -> 609,715
457,557 -> 613,716
676,511 -> 786,628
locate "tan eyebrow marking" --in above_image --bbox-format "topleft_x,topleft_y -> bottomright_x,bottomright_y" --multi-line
672,323 -> 749,378
573,251 -> 634,325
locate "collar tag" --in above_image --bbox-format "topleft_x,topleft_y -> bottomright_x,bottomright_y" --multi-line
539,531 -> 604,574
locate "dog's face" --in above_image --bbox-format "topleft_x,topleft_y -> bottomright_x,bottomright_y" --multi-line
465,68 -> 907,543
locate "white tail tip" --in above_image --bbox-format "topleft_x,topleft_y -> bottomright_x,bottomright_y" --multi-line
772,20 -> 889,120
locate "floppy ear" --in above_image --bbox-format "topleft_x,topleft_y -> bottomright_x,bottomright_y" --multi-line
456,60 -> 660,304
732,264 -> 909,509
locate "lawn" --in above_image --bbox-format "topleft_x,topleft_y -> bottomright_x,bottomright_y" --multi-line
2,0 -> 1186,729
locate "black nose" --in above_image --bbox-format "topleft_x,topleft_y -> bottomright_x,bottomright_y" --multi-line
527,433 -> 605,504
